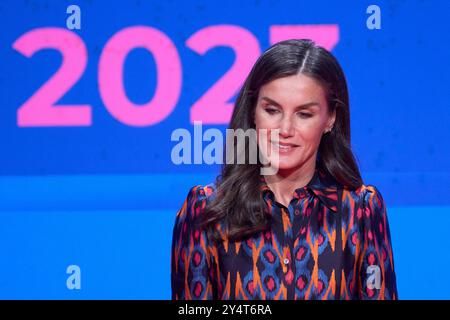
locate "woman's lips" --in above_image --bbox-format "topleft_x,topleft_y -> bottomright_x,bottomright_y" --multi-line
271,141 -> 299,153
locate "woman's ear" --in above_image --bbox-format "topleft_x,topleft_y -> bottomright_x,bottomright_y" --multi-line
323,109 -> 336,134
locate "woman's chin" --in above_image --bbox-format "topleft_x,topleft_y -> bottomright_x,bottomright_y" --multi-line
269,161 -> 302,172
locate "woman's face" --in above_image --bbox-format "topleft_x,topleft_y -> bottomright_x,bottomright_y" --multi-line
254,74 -> 336,174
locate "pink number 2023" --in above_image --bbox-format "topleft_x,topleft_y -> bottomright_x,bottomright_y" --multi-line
13,24 -> 339,127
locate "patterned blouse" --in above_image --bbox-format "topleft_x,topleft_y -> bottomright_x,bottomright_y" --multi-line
171,167 -> 398,300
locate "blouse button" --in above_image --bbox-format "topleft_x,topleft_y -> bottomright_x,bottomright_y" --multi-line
283,258 -> 289,265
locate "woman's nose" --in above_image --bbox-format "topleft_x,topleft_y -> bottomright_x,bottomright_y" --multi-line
279,116 -> 294,137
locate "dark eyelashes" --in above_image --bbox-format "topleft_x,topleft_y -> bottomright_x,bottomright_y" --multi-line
264,108 -> 278,114
264,108 -> 312,118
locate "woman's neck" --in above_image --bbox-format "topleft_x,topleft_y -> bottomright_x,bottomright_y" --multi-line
263,159 -> 316,207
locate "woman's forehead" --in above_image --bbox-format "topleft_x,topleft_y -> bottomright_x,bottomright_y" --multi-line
258,75 -> 327,107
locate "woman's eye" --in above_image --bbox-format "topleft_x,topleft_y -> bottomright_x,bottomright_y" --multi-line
298,112 -> 312,118
265,108 -> 279,115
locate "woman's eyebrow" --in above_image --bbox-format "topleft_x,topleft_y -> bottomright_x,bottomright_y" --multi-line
260,96 -> 320,109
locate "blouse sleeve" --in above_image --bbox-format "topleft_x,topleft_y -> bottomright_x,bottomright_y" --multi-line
171,185 -> 215,300
358,185 -> 398,300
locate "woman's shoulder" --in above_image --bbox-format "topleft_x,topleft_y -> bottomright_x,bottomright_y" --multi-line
341,183 -> 390,233
184,183 -> 217,205
172,184 -> 217,247
174,183 -> 217,222
344,183 -> 387,213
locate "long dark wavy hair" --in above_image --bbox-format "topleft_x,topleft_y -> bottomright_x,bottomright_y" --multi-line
197,39 -> 363,244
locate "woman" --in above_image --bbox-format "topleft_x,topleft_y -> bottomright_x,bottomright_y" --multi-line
171,39 -> 398,300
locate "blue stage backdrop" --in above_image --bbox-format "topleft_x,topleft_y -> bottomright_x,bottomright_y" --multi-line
0,0 -> 449,299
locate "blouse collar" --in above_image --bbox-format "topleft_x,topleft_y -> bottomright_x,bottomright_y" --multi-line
260,166 -> 340,212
